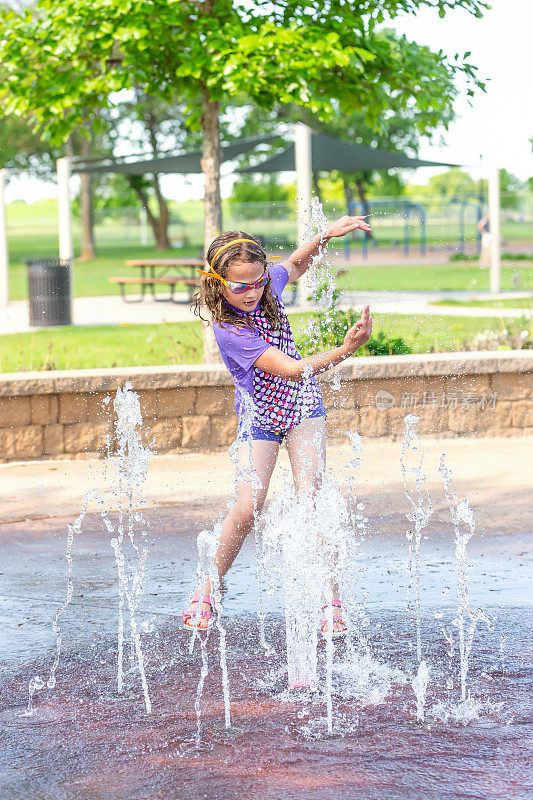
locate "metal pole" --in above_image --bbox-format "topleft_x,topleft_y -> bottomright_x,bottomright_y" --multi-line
57,157 -> 74,262
57,156 -> 74,307
459,202 -> 466,254
0,169 -> 9,307
419,204 -> 426,256
403,202 -> 409,256
488,167 -> 501,294
475,203 -> 482,254
294,123 -> 312,307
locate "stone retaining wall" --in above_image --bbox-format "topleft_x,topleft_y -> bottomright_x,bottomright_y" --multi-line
0,351 -> 531,462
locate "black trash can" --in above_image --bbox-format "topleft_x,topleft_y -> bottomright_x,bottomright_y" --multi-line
27,258 -> 72,327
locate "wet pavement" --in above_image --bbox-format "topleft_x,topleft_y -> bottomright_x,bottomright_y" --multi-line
1,483 -> 532,799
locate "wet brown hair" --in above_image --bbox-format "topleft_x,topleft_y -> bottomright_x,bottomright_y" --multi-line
192,230 -> 283,332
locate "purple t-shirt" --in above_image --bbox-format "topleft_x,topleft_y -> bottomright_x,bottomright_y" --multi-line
213,263 -> 324,433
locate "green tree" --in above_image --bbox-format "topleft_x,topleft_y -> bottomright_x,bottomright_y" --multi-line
428,167 -> 477,199
230,175 -> 290,218
0,0 -> 487,359
0,112 -> 59,174
499,168 -> 522,211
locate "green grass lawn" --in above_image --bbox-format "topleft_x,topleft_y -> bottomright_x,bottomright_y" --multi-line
430,297 -> 533,309
7,246 -> 533,301
1,312 -> 527,373
336,264 -> 533,293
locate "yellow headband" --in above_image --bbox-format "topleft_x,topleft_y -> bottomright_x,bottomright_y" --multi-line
209,238 -> 258,269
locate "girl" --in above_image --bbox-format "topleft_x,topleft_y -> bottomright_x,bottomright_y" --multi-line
184,217 -> 372,634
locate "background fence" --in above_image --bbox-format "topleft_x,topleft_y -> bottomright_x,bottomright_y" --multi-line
5,194 -> 533,265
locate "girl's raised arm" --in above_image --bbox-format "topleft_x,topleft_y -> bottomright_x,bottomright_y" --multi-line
255,305 -> 372,381
284,215 -> 372,283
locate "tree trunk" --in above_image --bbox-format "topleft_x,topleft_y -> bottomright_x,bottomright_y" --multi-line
79,135 -> 96,260
127,176 -> 171,249
201,88 -> 223,364
343,178 -> 354,210
355,177 -> 370,218
146,110 -> 172,249
152,174 -> 171,249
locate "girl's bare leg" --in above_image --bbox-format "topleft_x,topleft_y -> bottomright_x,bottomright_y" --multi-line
285,415 -> 326,494
187,438 -> 279,623
285,416 -> 344,633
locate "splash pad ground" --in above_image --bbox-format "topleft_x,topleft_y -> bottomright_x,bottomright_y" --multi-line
1,436 -> 532,800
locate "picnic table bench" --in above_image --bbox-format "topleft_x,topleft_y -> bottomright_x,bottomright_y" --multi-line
109,258 -> 204,303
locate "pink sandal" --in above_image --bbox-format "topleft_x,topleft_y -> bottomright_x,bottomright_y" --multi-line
182,591 -> 215,631
320,598 -> 347,638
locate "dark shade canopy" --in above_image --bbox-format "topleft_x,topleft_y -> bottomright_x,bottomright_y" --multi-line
72,130 -> 457,176
238,132 -> 457,173
72,135 -> 279,175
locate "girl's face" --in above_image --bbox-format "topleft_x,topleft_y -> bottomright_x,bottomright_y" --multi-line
222,260 -> 268,312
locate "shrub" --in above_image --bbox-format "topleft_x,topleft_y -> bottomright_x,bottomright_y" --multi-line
462,316 -> 533,351
296,279 -> 412,357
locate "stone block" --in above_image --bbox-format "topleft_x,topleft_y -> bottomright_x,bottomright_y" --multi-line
353,377 -> 427,410
195,386 -> 234,416
0,396 -> 31,428
388,407 -> 447,438
86,392 -> 113,422
140,419 -> 182,452
0,425 -> 43,459
448,397 -> 512,435
445,373 -> 491,397
43,424 -> 65,456
50,395 -> 59,423
58,393 -> 88,424
491,371 -> 533,402
136,390 -> 158,420
319,381 -> 353,411
357,406 -> 388,437
63,422 -> 112,454
447,408 -> 476,435
156,387 -> 196,418
511,400 -> 533,428
181,415 -> 211,449
325,409 -> 358,441
30,395 -> 54,425
210,415 -> 239,447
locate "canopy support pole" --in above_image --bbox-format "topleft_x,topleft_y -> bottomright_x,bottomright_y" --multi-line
294,123 -> 312,308
488,167 -> 501,294
57,156 -> 74,308
57,157 -> 74,262
0,169 -> 8,307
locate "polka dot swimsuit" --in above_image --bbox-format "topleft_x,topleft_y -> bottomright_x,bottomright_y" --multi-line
240,296 -> 324,435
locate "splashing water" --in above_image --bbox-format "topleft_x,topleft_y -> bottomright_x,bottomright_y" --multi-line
24,383 -> 153,716
191,394 -> 262,739
108,383 -> 152,713
400,415 -> 432,664
192,527 -> 231,744
439,454 -> 493,703
411,660 -> 430,722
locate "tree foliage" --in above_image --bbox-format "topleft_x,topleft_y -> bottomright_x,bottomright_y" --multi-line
0,0 -> 486,146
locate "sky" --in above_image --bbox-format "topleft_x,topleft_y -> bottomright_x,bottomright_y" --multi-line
4,0 -> 533,205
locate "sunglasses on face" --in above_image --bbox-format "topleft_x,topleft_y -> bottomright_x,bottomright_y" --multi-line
196,267 -> 270,294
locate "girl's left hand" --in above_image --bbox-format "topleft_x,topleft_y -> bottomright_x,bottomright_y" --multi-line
327,215 -> 372,237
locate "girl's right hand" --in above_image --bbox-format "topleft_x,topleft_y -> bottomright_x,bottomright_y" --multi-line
343,304 -> 372,355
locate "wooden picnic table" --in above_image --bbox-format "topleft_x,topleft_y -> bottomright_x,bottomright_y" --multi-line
125,257 -> 204,281
111,258 -> 205,303
112,257 -> 301,305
